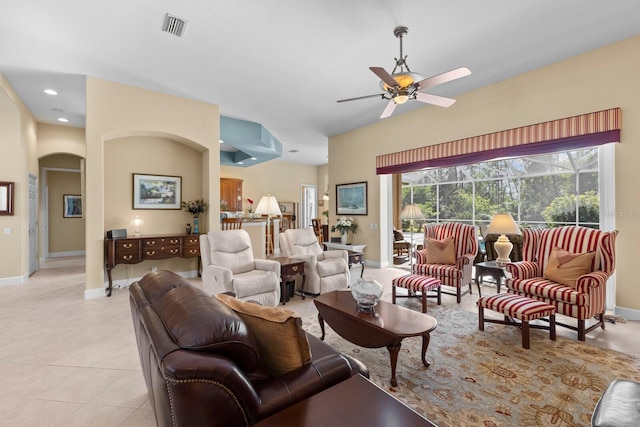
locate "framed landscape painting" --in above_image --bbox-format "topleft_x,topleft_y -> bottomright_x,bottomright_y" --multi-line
133,173 -> 182,209
336,181 -> 367,216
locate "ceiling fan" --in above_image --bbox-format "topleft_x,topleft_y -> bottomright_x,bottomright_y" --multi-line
337,26 -> 471,118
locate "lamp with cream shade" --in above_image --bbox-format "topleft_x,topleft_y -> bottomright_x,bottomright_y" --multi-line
254,194 -> 282,257
485,213 -> 521,266
399,204 -> 425,272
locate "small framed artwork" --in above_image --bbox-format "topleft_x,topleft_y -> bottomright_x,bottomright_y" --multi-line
336,181 -> 368,216
63,194 -> 83,218
0,181 -> 15,215
133,173 -> 182,209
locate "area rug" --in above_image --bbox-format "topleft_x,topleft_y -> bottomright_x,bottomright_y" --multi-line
302,300 -> 640,427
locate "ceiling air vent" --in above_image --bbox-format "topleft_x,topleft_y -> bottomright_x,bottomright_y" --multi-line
162,13 -> 188,37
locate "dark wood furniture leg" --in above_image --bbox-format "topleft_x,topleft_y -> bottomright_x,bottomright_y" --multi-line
421,332 -> 432,367
318,313 -> 325,340
386,342 -> 401,387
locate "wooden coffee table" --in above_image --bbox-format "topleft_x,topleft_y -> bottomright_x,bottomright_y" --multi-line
253,374 -> 436,426
314,291 -> 437,387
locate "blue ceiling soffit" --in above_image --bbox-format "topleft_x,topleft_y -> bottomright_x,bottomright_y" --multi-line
220,116 -> 282,167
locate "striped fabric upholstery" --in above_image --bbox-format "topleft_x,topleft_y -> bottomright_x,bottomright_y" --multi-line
505,226 -> 617,321
392,274 -> 441,293
478,294 -> 556,322
414,223 -> 478,301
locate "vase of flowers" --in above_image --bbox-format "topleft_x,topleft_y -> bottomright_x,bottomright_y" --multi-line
246,198 -> 254,218
182,199 -> 208,234
331,216 -> 358,244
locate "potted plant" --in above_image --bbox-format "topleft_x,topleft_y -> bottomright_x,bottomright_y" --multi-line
182,199 -> 208,234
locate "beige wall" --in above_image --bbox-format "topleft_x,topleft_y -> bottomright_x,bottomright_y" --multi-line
329,35 -> 640,314
47,170 -> 84,253
38,123 -> 85,159
221,160 -> 319,214
103,136 -> 204,280
85,78 -> 220,295
0,74 -> 38,281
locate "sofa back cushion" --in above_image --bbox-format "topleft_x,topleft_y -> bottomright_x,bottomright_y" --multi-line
286,228 -> 323,257
138,272 -> 261,372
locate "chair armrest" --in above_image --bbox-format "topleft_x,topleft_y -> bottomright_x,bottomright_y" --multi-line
415,249 -> 427,264
576,270 -> 609,292
255,259 -> 281,275
504,261 -> 540,279
323,249 -> 348,265
201,265 -> 233,294
456,253 -> 475,269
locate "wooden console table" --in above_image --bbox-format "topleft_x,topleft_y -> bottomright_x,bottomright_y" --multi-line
105,233 -> 201,297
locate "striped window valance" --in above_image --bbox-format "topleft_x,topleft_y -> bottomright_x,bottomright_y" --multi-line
376,108 -> 621,175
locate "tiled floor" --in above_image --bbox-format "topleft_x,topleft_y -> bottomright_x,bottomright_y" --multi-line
0,257 -> 637,426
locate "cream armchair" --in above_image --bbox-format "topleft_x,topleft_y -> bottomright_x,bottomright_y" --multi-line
279,228 -> 349,295
200,229 -> 281,306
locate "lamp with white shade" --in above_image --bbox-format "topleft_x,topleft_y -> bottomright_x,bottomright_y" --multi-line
131,216 -> 144,237
254,194 -> 282,257
485,213 -> 521,266
399,204 -> 425,272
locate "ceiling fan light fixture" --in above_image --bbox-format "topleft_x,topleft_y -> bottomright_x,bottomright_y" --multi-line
393,94 -> 410,105
380,71 -> 423,91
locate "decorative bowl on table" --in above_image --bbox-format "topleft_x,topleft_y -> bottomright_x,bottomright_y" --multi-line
351,279 -> 383,311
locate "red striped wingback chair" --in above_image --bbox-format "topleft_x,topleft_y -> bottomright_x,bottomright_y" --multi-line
505,226 -> 617,341
414,223 -> 478,303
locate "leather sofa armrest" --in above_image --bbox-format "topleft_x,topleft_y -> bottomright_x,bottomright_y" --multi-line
253,334 -> 365,421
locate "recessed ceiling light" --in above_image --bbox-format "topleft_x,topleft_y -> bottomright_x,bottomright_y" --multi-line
219,140 -> 224,143
57,117 -> 69,123
237,161 -> 244,165
250,157 -> 257,160
44,89 -> 58,95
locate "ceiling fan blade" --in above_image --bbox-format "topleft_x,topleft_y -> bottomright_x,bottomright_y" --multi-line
337,93 -> 384,103
417,67 -> 471,91
380,100 -> 397,118
370,67 -> 399,88
415,92 -> 456,108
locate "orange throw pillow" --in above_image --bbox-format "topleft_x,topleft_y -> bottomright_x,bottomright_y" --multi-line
425,236 -> 456,265
544,247 -> 595,288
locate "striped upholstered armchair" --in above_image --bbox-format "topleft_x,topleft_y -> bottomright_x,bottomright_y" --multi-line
505,226 -> 617,341
414,223 -> 478,303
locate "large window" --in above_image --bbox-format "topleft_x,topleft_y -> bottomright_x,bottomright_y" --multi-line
402,147 -> 600,229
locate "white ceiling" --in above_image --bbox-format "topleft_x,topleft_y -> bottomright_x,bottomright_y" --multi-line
2,1 -> 639,166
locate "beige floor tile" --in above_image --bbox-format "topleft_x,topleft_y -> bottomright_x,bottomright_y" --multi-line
63,404 -> 136,427
90,370 -> 149,408
119,408 -> 157,427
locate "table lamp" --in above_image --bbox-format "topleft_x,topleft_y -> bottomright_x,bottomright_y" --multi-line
254,194 -> 282,257
399,204 -> 425,273
485,213 -> 521,266
131,215 -> 144,237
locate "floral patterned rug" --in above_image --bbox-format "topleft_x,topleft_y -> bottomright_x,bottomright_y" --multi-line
302,301 -> 640,427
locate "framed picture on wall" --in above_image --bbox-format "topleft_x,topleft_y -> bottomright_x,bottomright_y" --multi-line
0,181 -> 15,215
336,181 -> 367,216
133,173 -> 182,209
63,194 -> 83,218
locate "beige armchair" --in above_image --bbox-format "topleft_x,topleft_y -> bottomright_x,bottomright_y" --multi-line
279,228 -> 349,295
200,229 -> 281,306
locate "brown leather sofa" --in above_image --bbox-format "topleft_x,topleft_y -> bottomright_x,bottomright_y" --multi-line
129,270 -> 367,427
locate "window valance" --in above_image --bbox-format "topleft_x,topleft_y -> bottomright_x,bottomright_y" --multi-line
376,108 -> 621,175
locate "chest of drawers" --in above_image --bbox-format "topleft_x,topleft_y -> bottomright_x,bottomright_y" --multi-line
105,233 -> 201,296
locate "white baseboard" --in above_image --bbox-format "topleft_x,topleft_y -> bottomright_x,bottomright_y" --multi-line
365,259 -> 385,268
614,305 -> 640,321
97,269 -> 201,298
0,272 -> 28,286
49,250 -> 86,258
84,287 -> 105,299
